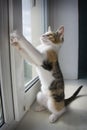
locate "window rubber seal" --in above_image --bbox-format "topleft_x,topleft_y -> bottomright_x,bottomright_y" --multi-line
25,76 -> 39,93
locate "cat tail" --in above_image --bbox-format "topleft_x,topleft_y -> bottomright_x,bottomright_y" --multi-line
65,85 -> 83,106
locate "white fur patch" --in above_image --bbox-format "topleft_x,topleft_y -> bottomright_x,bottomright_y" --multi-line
37,91 -> 48,107
49,108 -> 66,123
47,98 -> 66,123
36,67 -> 54,93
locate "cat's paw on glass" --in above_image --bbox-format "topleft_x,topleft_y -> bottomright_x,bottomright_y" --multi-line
10,31 -> 23,50
10,30 -> 21,45
10,31 -> 18,45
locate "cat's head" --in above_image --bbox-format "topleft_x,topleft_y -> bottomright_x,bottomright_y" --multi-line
40,26 -> 64,47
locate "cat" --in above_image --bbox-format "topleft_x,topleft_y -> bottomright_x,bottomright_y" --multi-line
10,25 -> 83,123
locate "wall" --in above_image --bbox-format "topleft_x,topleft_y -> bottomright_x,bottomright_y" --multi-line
48,0 -> 78,79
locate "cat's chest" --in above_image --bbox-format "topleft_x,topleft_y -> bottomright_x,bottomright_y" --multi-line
37,44 -> 53,53
36,67 -> 54,91
36,44 -> 57,92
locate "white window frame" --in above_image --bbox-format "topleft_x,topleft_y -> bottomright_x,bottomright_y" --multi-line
9,0 -> 47,121
0,0 -> 47,129
0,0 -> 15,129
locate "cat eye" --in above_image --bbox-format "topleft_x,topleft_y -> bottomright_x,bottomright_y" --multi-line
46,34 -> 53,37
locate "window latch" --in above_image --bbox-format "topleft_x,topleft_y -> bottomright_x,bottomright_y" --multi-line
33,0 -> 36,7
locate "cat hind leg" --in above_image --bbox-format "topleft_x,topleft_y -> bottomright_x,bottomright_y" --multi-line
35,91 -> 48,112
47,99 -> 66,123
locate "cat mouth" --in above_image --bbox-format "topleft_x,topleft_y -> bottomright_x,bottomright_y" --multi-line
43,41 -> 50,45
41,38 -> 51,45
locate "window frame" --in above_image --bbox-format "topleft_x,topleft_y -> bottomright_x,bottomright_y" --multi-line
22,0 -> 48,101
22,0 -> 48,91
25,76 -> 39,93
9,0 -> 48,122
0,0 -> 48,129
0,0 -> 15,128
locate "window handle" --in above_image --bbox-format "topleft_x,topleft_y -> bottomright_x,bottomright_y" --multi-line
33,0 -> 36,7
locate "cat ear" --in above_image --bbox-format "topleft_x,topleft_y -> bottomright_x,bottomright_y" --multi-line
57,25 -> 64,35
48,26 -> 52,32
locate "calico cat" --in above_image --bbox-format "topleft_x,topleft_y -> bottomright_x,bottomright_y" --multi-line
10,26 -> 83,123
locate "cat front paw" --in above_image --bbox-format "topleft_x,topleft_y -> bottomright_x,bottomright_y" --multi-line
10,31 -> 22,50
49,114 -> 58,123
10,31 -> 18,45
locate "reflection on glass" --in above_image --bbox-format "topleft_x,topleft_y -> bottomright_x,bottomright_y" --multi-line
22,0 -> 31,42
22,0 -> 44,85
24,61 -> 32,84
22,0 -> 33,84
0,84 -> 4,126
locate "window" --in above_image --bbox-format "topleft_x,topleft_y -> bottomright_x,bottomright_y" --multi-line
0,0 -> 14,128
9,0 -> 47,121
0,0 -> 47,128
22,0 -> 32,84
22,0 -> 45,86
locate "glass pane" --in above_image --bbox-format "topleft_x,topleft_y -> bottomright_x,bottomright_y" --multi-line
0,84 -> 4,126
22,0 -> 32,84
22,0 -> 44,85
24,61 -> 32,84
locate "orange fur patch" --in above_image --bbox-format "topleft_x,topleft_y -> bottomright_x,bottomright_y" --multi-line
47,50 -> 58,62
53,100 -> 65,111
13,42 -> 22,50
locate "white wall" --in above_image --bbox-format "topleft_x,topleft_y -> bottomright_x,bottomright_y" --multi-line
48,0 -> 78,79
